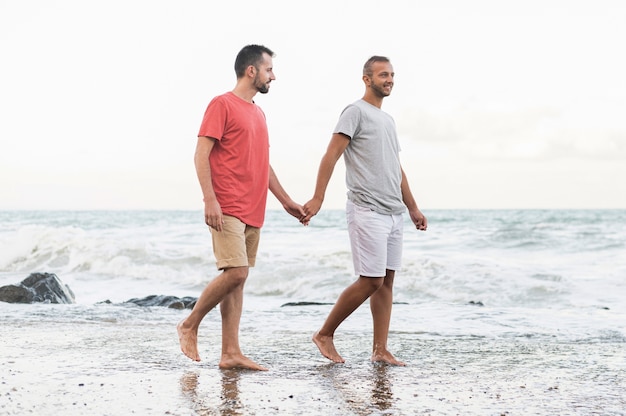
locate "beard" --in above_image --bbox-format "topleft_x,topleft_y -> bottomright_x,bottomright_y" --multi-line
254,75 -> 270,94
371,82 -> 392,97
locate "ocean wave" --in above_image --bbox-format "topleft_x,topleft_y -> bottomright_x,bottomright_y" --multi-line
1,209 -> 625,312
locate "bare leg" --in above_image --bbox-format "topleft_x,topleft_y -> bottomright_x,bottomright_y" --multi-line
219,280 -> 267,371
370,270 -> 405,366
177,267 -> 248,362
313,276 -> 384,363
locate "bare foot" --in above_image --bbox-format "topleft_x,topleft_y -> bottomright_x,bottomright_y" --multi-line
177,320 -> 201,362
312,331 -> 345,363
371,349 -> 405,366
219,354 -> 268,371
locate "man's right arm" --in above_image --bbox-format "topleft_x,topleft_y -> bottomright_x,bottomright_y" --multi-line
303,133 -> 350,221
194,136 -> 224,231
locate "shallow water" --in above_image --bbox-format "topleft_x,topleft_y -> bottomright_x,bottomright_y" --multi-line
1,301 -> 624,415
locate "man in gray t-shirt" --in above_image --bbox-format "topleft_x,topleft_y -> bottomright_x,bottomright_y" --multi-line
338,98 -> 404,215
303,56 -> 428,365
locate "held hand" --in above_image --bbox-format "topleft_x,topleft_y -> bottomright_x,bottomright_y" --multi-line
410,208 -> 428,231
302,198 -> 323,224
204,199 -> 224,232
283,200 -> 309,226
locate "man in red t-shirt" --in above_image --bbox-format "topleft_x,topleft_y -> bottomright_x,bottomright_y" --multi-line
177,44 -> 306,370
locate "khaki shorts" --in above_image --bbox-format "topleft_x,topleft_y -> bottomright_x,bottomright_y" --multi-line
210,215 -> 260,270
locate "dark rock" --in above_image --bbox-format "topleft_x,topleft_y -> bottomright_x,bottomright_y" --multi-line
124,295 -> 197,309
0,284 -> 34,303
281,301 -> 409,307
281,301 -> 335,307
0,272 -> 75,304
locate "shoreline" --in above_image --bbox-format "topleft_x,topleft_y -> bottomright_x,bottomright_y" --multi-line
2,304 -> 625,415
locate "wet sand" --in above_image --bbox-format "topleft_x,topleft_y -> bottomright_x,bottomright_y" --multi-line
1,304 -> 625,415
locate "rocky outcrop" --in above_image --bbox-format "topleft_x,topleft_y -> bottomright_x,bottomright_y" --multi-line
123,295 -> 197,309
280,301 -> 334,307
0,272 -> 75,304
0,273 -> 201,309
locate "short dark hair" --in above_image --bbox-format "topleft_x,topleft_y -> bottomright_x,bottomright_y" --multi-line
234,44 -> 275,78
363,56 -> 390,77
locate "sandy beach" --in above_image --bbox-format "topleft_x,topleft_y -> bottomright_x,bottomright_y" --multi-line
1,301 -> 625,416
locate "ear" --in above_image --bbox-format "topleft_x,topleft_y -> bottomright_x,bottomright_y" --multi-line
246,65 -> 256,78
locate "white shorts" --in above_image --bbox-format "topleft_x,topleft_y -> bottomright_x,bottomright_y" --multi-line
346,200 -> 404,277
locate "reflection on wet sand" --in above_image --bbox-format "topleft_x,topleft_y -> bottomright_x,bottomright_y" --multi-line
371,364 -> 394,412
179,369 -> 244,415
220,369 -> 244,414
318,362 -> 396,415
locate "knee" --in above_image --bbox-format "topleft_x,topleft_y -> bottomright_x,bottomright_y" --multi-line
361,276 -> 384,292
224,267 -> 249,286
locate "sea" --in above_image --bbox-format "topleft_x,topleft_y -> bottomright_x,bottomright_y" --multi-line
1,209 -> 625,415
2,209 -> 625,317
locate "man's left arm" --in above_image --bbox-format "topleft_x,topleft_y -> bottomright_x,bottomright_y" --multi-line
269,165 -> 307,224
400,168 -> 427,231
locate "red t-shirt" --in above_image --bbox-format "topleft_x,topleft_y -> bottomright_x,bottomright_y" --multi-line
197,92 -> 270,227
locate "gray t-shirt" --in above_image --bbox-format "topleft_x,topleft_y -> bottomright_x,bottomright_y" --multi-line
334,99 -> 405,215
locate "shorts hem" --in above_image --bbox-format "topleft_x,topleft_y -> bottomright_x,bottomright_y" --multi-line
216,257 -> 252,270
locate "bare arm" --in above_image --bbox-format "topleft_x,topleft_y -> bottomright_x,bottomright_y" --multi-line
268,165 -> 307,223
400,167 -> 427,231
194,136 -> 224,231
303,133 -> 350,222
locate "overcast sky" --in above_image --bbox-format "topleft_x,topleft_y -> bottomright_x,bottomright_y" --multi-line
1,0 -> 625,211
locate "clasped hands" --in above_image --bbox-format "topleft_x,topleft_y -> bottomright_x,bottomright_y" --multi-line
286,198 -> 321,226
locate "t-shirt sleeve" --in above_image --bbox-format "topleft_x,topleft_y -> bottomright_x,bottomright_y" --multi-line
333,104 -> 361,140
197,96 -> 227,140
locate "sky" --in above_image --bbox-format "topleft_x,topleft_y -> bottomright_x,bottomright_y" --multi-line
1,0 -> 625,211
